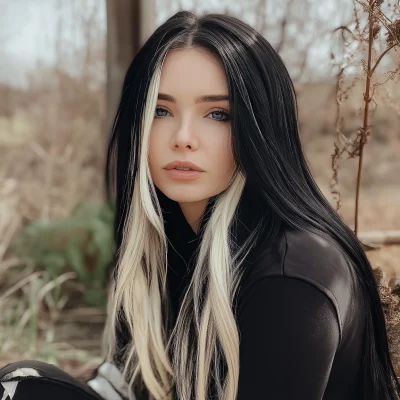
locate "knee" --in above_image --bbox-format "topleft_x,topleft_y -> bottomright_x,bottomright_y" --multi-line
0,360 -> 60,381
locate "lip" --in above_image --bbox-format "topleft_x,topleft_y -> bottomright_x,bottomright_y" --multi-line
163,160 -> 205,172
164,169 -> 204,181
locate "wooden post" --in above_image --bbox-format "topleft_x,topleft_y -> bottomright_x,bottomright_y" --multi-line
139,0 -> 156,46
105,0 -> 155,140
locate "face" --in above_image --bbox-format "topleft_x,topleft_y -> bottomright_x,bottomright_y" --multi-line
148,48 -> 236,225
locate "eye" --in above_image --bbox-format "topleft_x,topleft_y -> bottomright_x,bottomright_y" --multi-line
208,109 -> 229,122
154,106 -> 230,122
154,107 -> 170,118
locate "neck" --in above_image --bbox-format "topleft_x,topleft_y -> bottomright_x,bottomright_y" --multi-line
178,199 -> 209,235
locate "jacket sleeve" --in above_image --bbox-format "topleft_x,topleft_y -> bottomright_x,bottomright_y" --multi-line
86,360 -> 132,400
237,276 -> 340,400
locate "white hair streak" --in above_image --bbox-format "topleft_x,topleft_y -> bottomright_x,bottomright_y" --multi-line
101,57 -> 257,400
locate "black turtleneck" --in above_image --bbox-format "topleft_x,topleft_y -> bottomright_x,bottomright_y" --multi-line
157,185 -> 365,400
0,187 -> 366,400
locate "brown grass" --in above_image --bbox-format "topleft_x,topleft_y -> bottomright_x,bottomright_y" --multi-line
0,29 -> 399,377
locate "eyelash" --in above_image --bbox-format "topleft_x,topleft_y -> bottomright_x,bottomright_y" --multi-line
154,107 -> 230,122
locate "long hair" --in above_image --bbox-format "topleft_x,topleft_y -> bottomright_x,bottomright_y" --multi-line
103,10 -> 400,400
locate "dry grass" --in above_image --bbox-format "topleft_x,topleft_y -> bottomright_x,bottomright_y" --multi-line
0,70 -> 106,378
0,72 -> 399,379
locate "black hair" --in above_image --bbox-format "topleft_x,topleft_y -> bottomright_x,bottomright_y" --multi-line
105,10 -> 400,399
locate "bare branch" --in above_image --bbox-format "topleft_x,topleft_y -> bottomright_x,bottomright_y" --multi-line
370,42 -> 398,76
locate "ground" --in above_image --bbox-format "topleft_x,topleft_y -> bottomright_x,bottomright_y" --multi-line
0,80 -> 399,380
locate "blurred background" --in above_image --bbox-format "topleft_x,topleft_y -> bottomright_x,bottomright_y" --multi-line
0,0 -> 399,380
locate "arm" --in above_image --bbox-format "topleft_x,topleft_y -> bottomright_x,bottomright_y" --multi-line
237,276 -> 340,400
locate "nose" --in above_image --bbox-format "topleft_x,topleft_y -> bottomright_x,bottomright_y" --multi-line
172,120 -> 199,150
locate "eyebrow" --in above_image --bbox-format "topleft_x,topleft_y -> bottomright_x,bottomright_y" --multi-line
158,93 -> 229,104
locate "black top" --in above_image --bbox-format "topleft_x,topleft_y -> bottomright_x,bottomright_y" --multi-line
0,187 -> 366,400
158,186 -> 366,400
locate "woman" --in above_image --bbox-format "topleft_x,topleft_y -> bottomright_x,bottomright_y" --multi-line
1,10 -> 399,400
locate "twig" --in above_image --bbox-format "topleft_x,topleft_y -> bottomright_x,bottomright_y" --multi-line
354,0 -> 376,237
358,230 -> 400,245
0,271 -> 44,302
370,43 -> 398,76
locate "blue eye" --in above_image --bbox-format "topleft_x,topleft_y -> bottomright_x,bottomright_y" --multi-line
209,110 -> 229,122
154,107 -> 230,122
154,107 -> 170,118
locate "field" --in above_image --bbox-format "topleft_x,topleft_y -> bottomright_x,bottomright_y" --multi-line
0,78 -> 399,379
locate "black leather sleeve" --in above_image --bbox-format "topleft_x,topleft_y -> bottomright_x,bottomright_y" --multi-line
237,276 -> 340,400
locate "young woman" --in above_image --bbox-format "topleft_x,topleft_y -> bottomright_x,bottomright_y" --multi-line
1,10 -> 399,400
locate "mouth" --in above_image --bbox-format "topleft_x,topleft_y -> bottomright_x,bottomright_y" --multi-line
167,168 -> 196,171
164,168 -> 204,180
164,160 -> 205,172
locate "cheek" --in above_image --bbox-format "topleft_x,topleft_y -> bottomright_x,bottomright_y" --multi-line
226,151 -> 236,174
148,134 -> 159,172
209,135 -> 235,174
220,133 -> 234,163
148,129 -> 162,160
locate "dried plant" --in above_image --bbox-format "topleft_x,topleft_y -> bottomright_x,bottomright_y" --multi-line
330,0 -> 400,237
0,1 -> 107,372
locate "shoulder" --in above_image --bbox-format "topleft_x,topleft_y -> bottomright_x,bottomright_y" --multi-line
237,227 -> 357,344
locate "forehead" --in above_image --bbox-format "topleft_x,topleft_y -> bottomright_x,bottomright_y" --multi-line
159,48 -> 228,96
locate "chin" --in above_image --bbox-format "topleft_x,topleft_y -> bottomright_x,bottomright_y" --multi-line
157,184 -> 209,204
